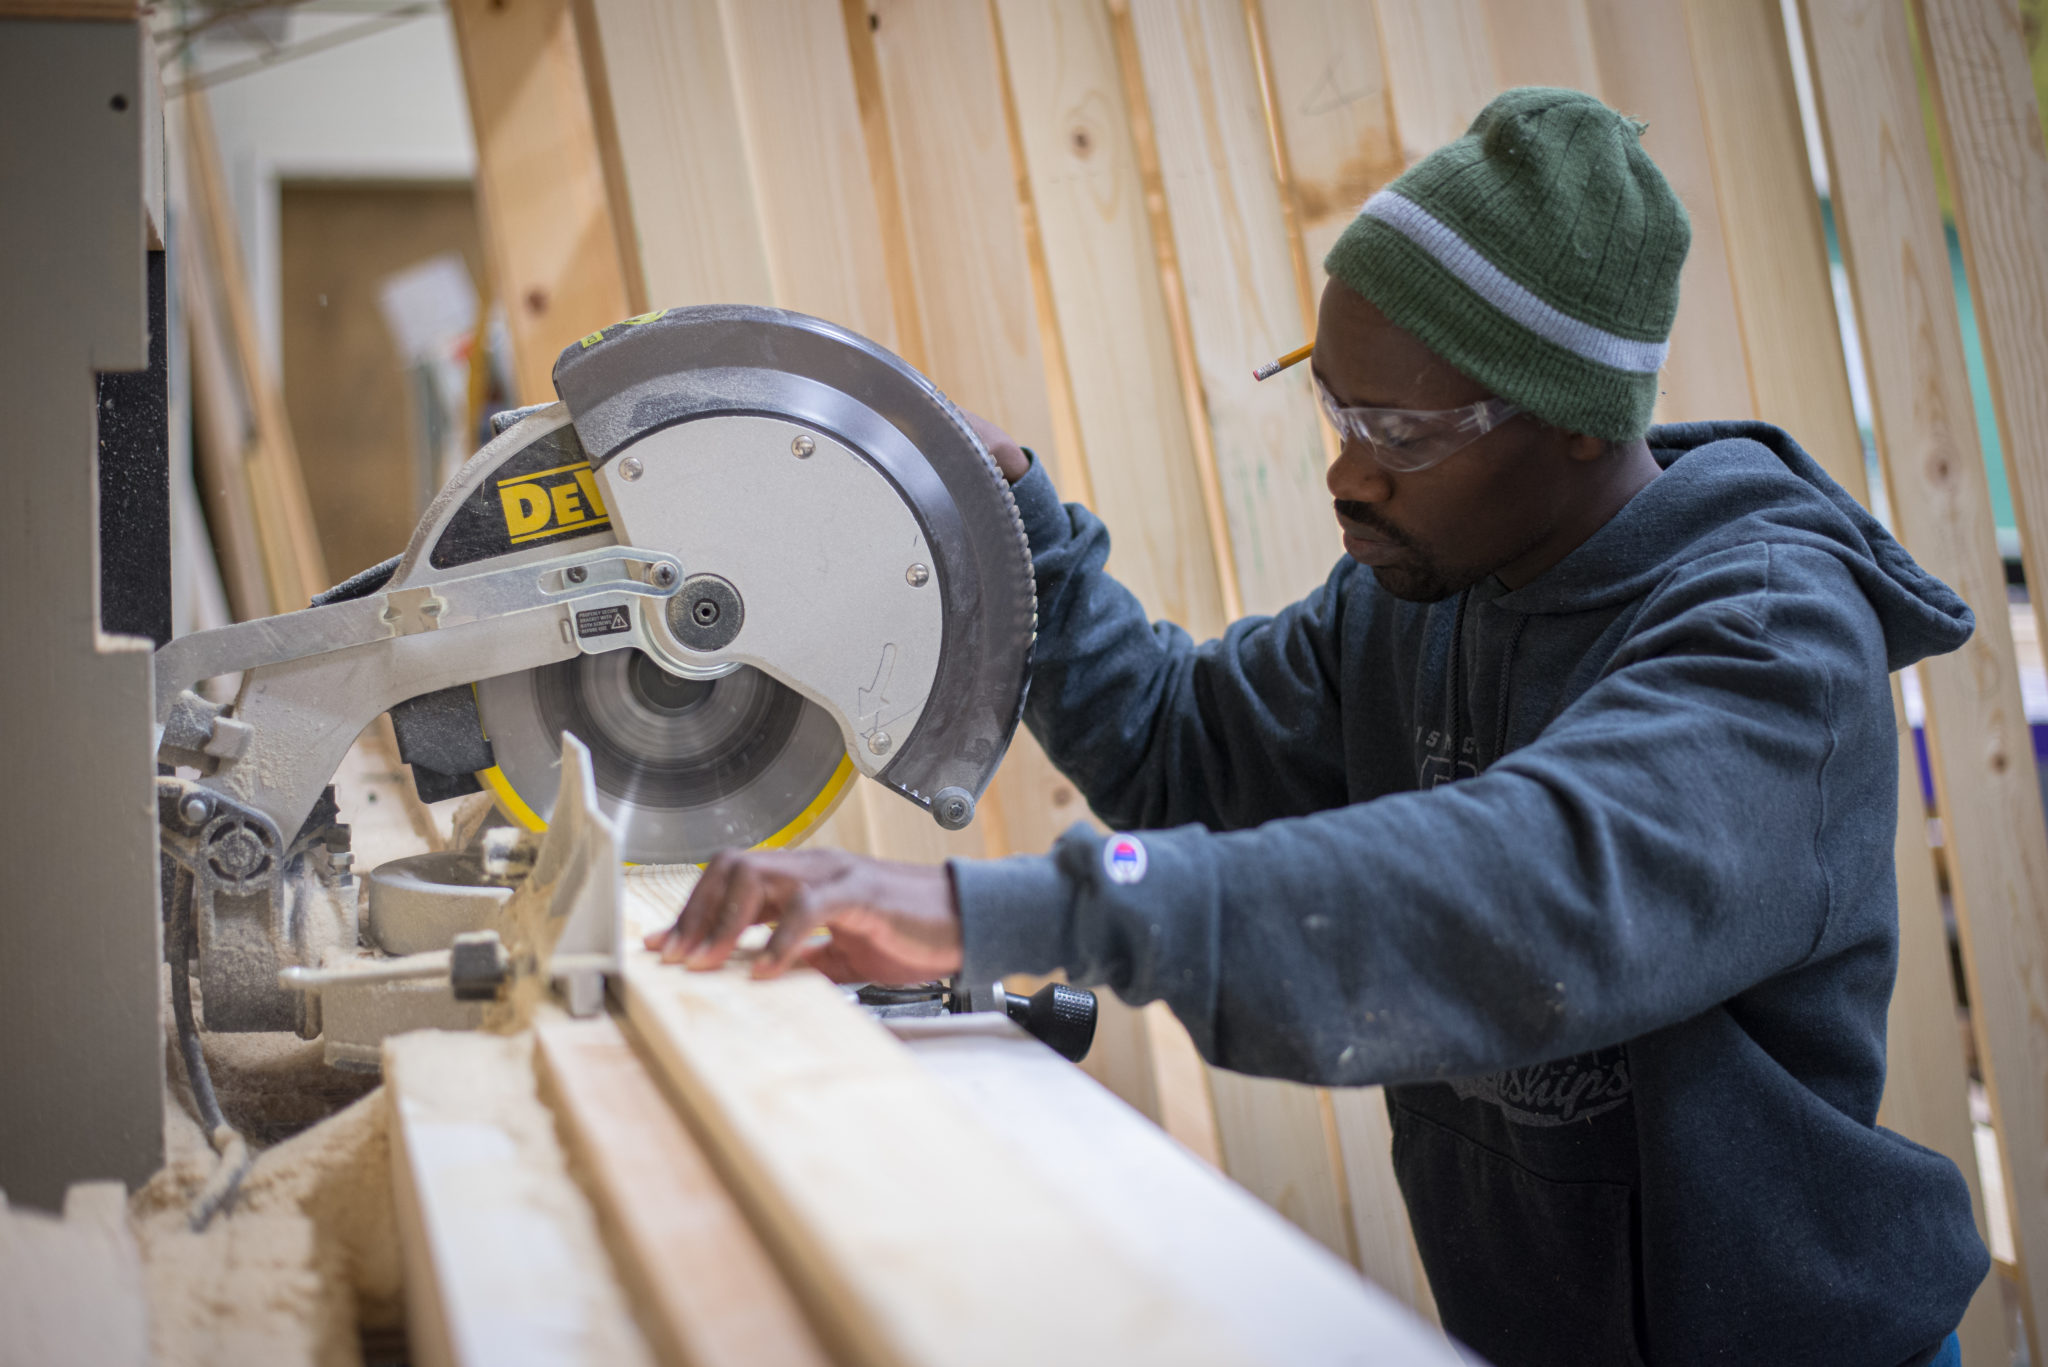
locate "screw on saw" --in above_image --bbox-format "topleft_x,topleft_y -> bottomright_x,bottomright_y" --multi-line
179,793 -> 211,827
790,433 -> 815,458
565,565 -> 587,584
619,456 -> 644,481
867,731 -> 892,756
906,563 -> 929,587
651,563 -> 679,589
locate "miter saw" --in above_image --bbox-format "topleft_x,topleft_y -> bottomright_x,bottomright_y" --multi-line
149,305 -> 1090,1070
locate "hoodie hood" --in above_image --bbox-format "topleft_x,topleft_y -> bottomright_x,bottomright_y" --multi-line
1495,420 -> 1974,671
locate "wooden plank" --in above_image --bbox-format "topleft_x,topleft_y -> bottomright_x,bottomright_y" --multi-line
1686,7 -> 2005,1360
1373,0 -> 1497,165
1251,0 -> 1404,302
711,0 -> 989,866
1800,2 -> 2048,1357
534,1016 -> 830,1367
1918,0 -> 2048,757
384,1029 -> 653,1367
181,87 -> 329,612
1483,0 -> 1599,92
166,96 -> 270,623
572,0 -> 773,312
1582,0 -> 1754,425
448,0 -> 632,407
621,958 -> 1253,1367
991,0 -> 1230,633
1102,0 -> 1364,1266
1325,1088 -> 1440,1323
714,0 -> 899,344
1120,0 -> 1335,617
893,1013 -> 1462,1363
1252,0 -> 1444,1305
863,0 -> 1092,865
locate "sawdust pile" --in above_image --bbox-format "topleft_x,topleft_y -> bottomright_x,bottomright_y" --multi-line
132,1087 -> 401,1367
136,998 -> 401,1367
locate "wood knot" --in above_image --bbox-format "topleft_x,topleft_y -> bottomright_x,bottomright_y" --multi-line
1069,126 -> 1094,158
525,288 -> 549,315
1052,784 -> 1075,806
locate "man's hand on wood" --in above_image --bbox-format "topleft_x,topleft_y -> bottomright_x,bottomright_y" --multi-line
646,848 -> 964,983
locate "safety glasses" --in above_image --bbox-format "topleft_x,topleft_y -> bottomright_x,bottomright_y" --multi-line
1313,373 -> 1522,473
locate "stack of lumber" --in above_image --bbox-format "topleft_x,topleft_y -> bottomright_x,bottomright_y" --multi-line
383,958 -> 1461,1366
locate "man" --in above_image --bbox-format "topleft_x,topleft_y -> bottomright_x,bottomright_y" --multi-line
650,88 -> 1987,1365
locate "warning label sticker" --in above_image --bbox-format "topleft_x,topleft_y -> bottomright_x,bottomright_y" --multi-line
575,605 -> 631,638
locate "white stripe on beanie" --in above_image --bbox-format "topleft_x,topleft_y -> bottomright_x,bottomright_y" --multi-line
1361,190 -> 1670,375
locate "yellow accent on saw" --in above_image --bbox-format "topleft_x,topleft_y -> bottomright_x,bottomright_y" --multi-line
473,751 -> 859,864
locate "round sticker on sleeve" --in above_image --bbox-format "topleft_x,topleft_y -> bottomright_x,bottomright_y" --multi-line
1102,833 -> 1148,885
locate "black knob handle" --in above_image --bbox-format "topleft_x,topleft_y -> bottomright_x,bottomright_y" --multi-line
1004,983 -> 1097,1063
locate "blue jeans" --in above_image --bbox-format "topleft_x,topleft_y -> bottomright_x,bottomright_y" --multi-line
1928,1332 -> 1962,1367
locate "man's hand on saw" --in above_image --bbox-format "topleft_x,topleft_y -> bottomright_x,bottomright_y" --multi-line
646,849 -> 964,983
964,411 -> 1029,483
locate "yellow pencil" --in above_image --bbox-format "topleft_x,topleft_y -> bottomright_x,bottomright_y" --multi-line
1252,341 -> 1313,382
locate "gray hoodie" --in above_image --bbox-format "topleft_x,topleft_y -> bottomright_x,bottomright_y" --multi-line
953,422 -> 1987,1366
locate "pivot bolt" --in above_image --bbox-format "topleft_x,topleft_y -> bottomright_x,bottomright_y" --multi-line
565,564 -> 587,584
906,563 -> 929,588
619,456 -> 644,481
651,562 -> 679,589
933,786 -> 975,830
791,433 -> 815,459
866,731 -> 892,756
179,794 -> 210,826
693,599 -> 720,625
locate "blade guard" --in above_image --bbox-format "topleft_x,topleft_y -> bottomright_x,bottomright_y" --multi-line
551,307 -> 1035,822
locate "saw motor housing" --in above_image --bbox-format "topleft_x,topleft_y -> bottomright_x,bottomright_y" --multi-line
151,307 -> 1036,1057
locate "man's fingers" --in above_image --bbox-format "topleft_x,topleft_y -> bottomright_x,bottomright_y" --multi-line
691,859 -> 775,968
660,852 -> 738,963
755,885 -> 830,978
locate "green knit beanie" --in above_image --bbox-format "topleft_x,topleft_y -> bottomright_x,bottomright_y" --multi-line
1324,87 -> 1689,441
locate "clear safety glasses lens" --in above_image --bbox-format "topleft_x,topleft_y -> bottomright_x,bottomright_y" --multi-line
1313,378 -> 1522,473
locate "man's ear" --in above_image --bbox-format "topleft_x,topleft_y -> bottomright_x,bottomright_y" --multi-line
1566,432 -> 1613,464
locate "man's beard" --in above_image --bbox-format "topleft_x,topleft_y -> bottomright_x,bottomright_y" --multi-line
1332,499 -> 1474,603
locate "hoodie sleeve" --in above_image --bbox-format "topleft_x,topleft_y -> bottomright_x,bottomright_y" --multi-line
1007,457 -> 1352,832
956,543 -> 1888,1085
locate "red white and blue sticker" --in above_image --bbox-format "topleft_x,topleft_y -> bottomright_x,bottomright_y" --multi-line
1102,833 -> 1148,885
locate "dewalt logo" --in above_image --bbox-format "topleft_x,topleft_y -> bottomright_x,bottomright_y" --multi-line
496,460 -> 611,546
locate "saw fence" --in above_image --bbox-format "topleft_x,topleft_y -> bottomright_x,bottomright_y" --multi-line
407,0 -> 2048,1360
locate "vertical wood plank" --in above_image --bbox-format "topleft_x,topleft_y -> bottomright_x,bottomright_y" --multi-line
1688,7 -> 2005,1361
1114,0 -> 1360,1267
698,0 -> 991,866
1250,0 -> 1404,307
1583,0 -> 1754,425
991,0 -> 1229,1163
448,0 -> 633,407
572,0 -> 773,311
1918,0 -> 2048,733
1121,0 -> 1338,618
182,87 -> 328,612
1248,0 -> 1438,1310
1373,0 -> 1497,164
1800,2 -> 2048,1356
716,0 -> 900,346
1482,0 -> 1600,92
992,0 -> 1232,637
863,0 -> 1100,868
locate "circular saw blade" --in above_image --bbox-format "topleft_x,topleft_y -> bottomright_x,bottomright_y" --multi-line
472,650 -> 853,864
